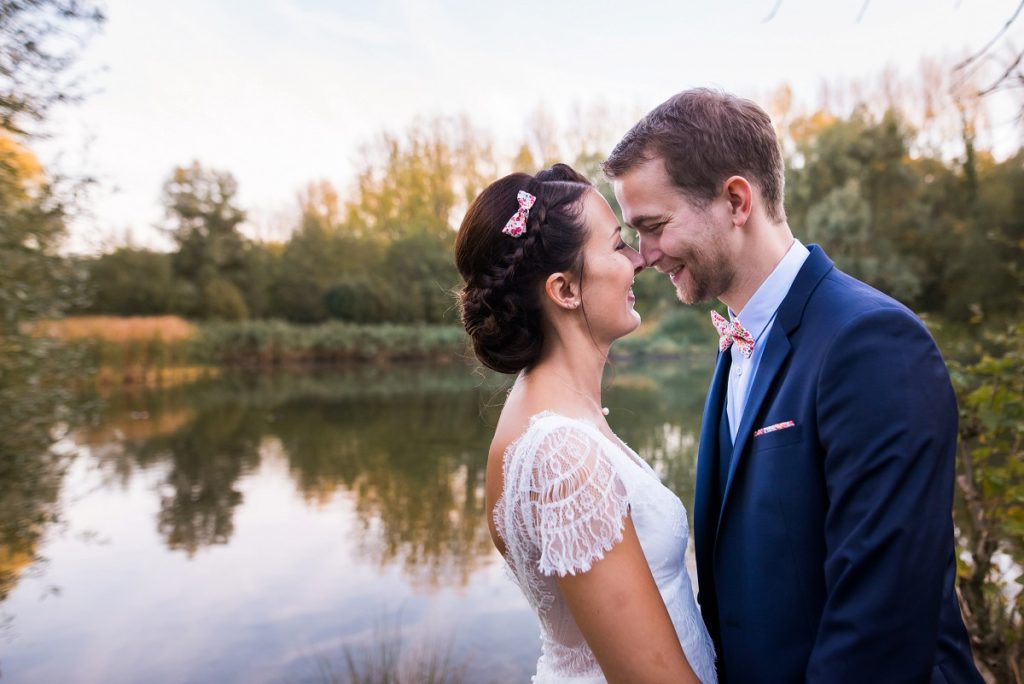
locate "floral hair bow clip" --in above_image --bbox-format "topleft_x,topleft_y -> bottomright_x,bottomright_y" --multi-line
502,191 -> 536,238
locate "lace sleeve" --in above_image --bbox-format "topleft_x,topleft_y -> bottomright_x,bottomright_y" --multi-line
530,423 -> 630,577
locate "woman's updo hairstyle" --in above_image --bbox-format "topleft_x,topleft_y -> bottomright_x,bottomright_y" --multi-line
455,163 -> 593,374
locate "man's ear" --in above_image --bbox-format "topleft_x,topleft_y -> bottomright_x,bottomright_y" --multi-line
545,271 -> 581,311
723,176 -> 753,228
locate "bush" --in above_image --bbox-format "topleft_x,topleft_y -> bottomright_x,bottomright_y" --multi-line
82,248 -> 176,315
203,279 -> 249,321
323,278 -> 386,323
192,320 -> 465,366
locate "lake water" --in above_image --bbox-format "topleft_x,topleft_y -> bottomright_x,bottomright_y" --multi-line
0,360 -> 714,683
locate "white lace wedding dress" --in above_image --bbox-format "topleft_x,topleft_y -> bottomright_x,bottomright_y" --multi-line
493,411 -> 717,683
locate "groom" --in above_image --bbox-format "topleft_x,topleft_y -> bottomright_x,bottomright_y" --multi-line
605,89 -> 982,683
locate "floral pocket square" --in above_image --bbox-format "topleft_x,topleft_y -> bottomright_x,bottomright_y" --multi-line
753,420 -> 796,437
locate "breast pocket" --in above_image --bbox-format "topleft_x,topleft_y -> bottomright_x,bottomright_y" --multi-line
751,423 -> 804,451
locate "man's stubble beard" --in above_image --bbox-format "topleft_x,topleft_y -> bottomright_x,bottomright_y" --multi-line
675,231 -> 736,306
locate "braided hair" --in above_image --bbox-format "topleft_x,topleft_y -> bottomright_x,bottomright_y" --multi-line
454,164 -> 593,374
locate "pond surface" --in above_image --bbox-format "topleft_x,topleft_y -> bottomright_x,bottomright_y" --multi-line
0,360 -> 713,683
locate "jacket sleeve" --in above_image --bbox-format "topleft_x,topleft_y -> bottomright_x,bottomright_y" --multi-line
807,306 -> 958,682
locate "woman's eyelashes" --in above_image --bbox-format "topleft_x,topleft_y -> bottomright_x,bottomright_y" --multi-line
616,228 -> 639,251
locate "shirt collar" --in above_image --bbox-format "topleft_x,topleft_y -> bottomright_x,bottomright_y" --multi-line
729,239 -> 810,339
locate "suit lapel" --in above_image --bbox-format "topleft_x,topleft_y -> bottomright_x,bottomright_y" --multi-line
694,348 -> 731,570
717,326 -> 792,525
714,244 -> 836,532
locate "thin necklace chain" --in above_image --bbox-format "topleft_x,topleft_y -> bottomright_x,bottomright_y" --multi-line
527,368 -> 610,417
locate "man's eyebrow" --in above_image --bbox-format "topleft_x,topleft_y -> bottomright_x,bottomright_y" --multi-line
627,214 -> 664,230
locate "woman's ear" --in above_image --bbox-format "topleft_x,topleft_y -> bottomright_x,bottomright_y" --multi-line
545,271 -> 581,311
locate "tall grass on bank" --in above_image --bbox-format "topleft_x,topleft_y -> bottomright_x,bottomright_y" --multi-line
33,315 -> 195,342
34,316 -> 203,386
35,317 -> 469,383
193,320 -> 466,366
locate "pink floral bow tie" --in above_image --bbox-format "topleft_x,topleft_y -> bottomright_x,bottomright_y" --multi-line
711,310 -> 755,359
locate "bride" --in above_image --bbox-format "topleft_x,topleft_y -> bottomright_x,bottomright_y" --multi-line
454,164 -> 717,683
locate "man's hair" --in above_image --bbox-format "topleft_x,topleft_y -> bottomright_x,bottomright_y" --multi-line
602,88 -> 786,223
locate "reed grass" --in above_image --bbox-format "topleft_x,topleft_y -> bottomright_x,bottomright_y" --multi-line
34,315 -> 196,342
30,317 -> 468,386
309,617 -> 467,684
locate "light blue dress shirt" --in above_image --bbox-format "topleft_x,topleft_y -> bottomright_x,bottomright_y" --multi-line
726,239 -> 810,441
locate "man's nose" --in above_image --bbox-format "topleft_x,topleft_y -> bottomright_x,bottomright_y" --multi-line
639,238 -> 660,269
628,246 -> 645,275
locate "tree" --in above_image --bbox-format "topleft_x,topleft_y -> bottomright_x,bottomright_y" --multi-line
523,105 -> 562,169
787,107 -> 927,304
384,233 -> 459,323
0,132 -> 72,331
344,116 -> 494,243
0,0 -> 104,136
268,180 -> 383,323
162,161 -> 250,319
82,247 -> 177,315
0,0 -> 102,604
953,1 -> 1024,124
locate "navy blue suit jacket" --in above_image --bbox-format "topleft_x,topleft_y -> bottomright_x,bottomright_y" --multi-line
694,246 -> 981,683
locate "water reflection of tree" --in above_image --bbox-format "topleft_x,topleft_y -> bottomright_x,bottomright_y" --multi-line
273,392 -> 496,588
153,405 -> 262,555
604,361 -> 711,505
79,367 -> 505,584
80,383 -> 263,556
66,362 -> 713,591
0,342 -> 94,603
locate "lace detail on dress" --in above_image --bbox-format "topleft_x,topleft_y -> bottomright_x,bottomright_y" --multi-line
493,411 -> 718,684
531,424 -> 630,576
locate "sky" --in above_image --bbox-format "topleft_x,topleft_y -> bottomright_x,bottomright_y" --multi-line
39,0 -> 1024,253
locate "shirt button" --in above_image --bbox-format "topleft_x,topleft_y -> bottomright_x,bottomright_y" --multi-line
736,368 -> 743,376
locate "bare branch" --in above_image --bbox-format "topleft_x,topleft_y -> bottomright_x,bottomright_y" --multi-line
762,0 -> 783,22
978,50 -> 1024,96
856,0 -> 871,23
954,0 -> 1024,72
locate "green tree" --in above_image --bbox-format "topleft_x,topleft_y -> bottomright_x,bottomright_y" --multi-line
236,242 -> 278,320
323,277 -> 386,323
0,0 -> 104,136
162,161 -> 250,319
967,150 -> 1024,319
203,278 -> 249,321
803,178 -> 923,302
341,118 -> 488,323
787,107 -> 952,307
81,247 -> 179,315
269,180 -> 383,323
384,233 -> 458,323
0,0 -> 102,604
0,133 -> 74,330
0,131 -> 83,601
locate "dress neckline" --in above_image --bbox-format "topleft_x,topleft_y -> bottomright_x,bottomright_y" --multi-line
492,409 -> 659,553
508,410 -> 655,478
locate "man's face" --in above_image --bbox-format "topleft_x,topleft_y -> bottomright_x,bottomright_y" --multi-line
613,157 -> 736,305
